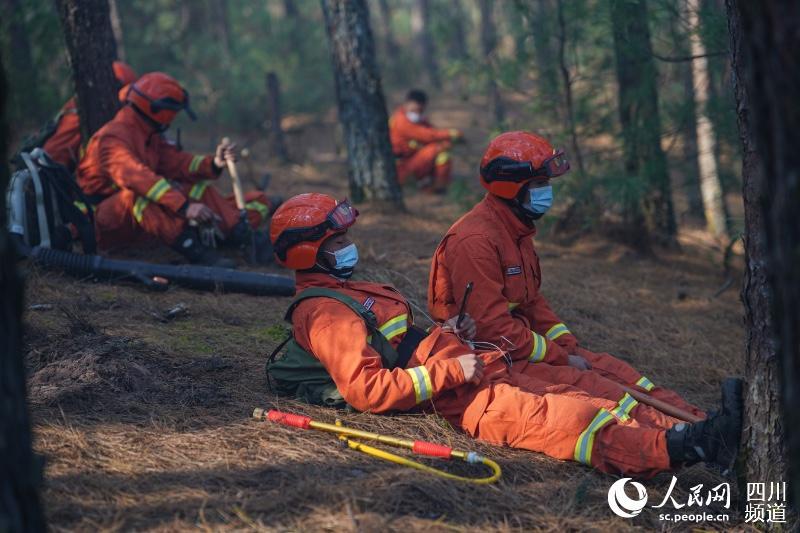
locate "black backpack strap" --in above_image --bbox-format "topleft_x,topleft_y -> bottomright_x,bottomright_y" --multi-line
285,287 -> 402,369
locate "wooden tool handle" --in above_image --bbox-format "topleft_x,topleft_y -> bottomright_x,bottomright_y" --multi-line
221,137 -> 246,210
621,386 -> 703,423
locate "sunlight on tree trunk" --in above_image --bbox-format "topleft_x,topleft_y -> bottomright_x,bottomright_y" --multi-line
688,0 -> 728,240
727,0 -> 800,516
56,0 -> 119,143
320,0 -> 403,209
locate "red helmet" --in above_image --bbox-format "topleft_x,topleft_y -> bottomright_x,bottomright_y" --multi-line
269,193 -> 359,269
479,131 -> 570,199
112,61 -> 137,86
125,72 -> 196,126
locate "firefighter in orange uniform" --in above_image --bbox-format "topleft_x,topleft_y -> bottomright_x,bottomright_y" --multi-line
269,192 -> 742,478
77,72 -> 276,267
389,89 -> 462,193
42,61 -> 138,172
429,131 -> 713,434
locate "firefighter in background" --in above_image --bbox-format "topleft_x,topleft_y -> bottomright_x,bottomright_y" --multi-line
42,61 -> 138,172
428,131 -> 715,450
268,192 -> 742,478
77,72 -> 276,267
389,89 -> 462,194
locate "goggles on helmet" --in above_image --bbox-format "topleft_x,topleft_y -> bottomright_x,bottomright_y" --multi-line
130,85 -> 197,121
273,199 -> 358,261
481,149 -> 570,183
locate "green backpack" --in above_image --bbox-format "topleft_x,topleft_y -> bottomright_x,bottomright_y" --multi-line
266,287 -> 416,408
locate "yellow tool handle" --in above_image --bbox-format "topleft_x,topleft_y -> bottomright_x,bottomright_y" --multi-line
221,136 -> 246,210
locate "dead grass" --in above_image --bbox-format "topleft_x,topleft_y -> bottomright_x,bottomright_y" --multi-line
22,97 -> 757,531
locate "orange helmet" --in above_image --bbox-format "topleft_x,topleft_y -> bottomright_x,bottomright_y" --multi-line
125,72 -> 196,126
112,61 -> 137,86
269,193 -> 359,269
479,131 -> 570,199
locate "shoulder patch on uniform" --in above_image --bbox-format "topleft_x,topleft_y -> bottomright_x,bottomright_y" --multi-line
362,297 -> 375,311
506,266 -> 522,276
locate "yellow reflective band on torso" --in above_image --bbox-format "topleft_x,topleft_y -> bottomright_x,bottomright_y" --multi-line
245,200 -> 269,220
188,155 -> 205,173
610,392 -> 638,422
636,376 -> 655,391
405,365 -> 433,403
528,331 -> 547,362
189,181 -> 210,200
73,200 -> 92,215
574,409 -> 615,465
145,178 -> 171,202
132,196 -> 150,223
378,313 -> 408,342
545,323 -> 571,341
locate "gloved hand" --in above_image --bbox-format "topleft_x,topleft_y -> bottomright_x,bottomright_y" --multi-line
568,354 -> 592,371
186,202 -> 218,224
443,313 -> 477,340
457,353 -> 484,385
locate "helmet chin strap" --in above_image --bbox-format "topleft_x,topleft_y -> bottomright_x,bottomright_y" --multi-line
502,193 -> 541,227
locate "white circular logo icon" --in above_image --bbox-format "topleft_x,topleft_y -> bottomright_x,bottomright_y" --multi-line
608,478 -> 648,518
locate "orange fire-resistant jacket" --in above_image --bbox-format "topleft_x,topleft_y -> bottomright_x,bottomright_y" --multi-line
429,193 -> 578,366
77,105 -> 218,213
291,272 -> 471,413
42,97 -> 81,171
389,107 -> 455,158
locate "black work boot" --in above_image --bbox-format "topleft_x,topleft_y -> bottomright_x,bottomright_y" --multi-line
172,228 -> 237,269
666,378 -> 743,472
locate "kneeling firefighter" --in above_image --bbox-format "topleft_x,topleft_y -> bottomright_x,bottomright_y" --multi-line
77,72 -> 278,267
266,193 -> 743,478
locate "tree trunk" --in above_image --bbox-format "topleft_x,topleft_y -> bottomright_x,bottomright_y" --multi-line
688,0 -> 728,239
210,0 -> 232,67
0,53 -> 46,533
528,0 -> 561,122
376,0 -> 398,65
320,0 -> 403,208
56,0 -> 120,143
448,0 -> 469,61
610,0 -> 676,248
727,0 -> 800,515
2,0 -> 41,125
415,0 -> 441,89
108,0 -> 126,62
479,0 -> 505,127
555,0 -> 584,176
266,72 -> 289,163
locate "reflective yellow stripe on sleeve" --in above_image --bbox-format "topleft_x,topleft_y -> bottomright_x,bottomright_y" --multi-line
245,200 -> 269,221
188,155 -> 205,173
545,323 -> 571,341
408,140 -> 420,150
378,314 -> 408,342
188,181 -> 210,200
574,409 -> 615,465
636,376 -> 655,391
132,197 -> 150,223
508,302 -> 520,311
435,151 -> 451,166
528,331 -> 547,362
405,365 -> 433,404
145,178 -> 171,202
610,392 -> 638,422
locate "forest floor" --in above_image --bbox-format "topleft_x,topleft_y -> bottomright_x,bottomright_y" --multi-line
23,93 -> 752,531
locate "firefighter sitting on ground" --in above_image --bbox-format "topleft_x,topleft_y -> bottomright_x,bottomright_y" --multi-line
77,72 -> 277,267
37,60 -> 138,173
266,192 -> 742,478
389,89 -> 462,194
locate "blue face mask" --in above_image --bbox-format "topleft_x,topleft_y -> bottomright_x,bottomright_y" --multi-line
524,185 -> 553,215
325,243 -> 359,279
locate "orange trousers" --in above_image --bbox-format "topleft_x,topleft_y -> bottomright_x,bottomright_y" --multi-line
432,355 -> 676,478
93,180 -> 271,250
396,141 -> 452,192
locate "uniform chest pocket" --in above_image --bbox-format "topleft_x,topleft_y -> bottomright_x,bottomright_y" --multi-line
501,260 -> 528,308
